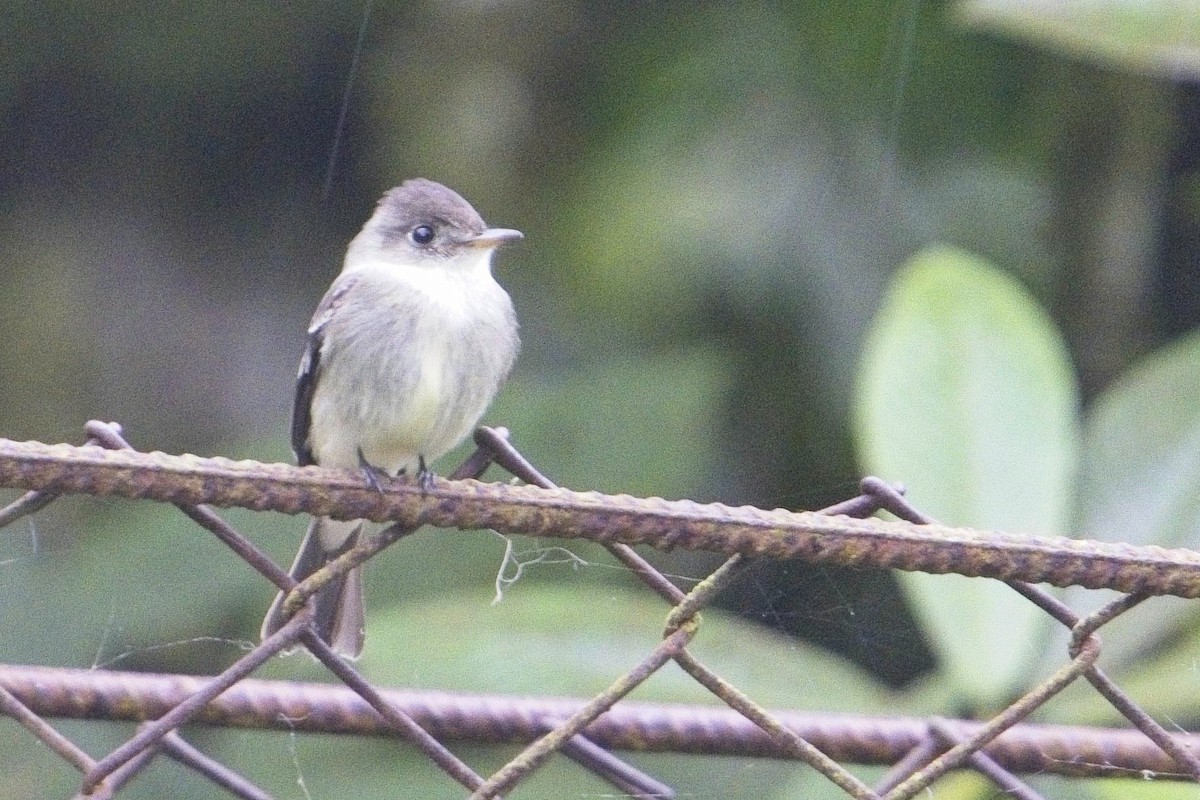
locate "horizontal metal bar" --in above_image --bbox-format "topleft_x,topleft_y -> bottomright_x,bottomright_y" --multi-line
1,664 -> 1194,781
1,436 -> 1199,597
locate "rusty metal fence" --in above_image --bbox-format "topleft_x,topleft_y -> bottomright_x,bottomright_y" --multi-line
1,419 -> 1199,798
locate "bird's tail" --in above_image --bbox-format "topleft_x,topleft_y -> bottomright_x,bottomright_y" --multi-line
261,517 -> 365,658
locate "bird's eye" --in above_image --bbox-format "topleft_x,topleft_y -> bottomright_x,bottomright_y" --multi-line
410,225 -> 435,245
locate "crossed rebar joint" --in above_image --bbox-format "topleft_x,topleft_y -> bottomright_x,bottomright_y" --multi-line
0,421 -> 1198,799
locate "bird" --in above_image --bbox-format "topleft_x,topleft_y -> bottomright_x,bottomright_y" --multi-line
261,178 -> 522,658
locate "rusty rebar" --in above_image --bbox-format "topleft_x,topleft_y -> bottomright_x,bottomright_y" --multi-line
3,664 -> 1196,781
478,426 -> 877,797
467,625 -> 698,798
0,684 -> 95,774
868,484 -> 1200,784
81,608 -> 314,793
302,627 -> 489,793
3,436 -> 1200,598
5,427 -> 1200,798
926,719 -> 1045,800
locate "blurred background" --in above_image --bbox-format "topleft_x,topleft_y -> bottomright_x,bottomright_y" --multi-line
1,1 -> 1198,798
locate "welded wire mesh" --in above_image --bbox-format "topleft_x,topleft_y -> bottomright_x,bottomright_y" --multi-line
0,420 -> 1198,798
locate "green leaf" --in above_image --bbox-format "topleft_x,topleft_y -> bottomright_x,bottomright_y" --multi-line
854,244 -> 1080,708
1089,777 -> 1200,800
1053,605 -> 1200,726
1082,328 -> 1200,550
956,0 -> 1200,79
1071,329 -> 1200,670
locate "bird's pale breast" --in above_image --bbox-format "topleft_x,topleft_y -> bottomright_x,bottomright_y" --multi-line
307,260 -> 517,475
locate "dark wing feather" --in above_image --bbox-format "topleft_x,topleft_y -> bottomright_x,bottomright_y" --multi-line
291,329 -> 322,466
290,275 -> 358,467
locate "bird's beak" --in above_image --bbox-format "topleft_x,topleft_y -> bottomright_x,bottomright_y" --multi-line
466,228 -> 524,248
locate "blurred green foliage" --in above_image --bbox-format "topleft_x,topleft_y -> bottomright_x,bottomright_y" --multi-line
856,246 -> 1200,799
856,245 -> 1080,707
2,0 -> 1200,798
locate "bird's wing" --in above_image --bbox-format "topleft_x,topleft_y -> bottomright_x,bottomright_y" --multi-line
291,275 -> 358,466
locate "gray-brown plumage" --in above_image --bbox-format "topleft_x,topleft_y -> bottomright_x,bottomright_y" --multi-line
262,179 -> 521,657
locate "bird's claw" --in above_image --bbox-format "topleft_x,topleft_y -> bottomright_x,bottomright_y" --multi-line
357,447 -> 390,494
417,454 -> 435,494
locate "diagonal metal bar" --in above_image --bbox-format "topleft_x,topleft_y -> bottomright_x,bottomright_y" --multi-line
0,425 -> 115,528
273,518 -> 426,632
159,730 -> 273,800
662,554 -> 746,632
655,548 -> 880,796
302,630 -> 489,793
0,684 -> 96,774
467,625 -> 697,799
1081,664 -> 1200,778
0,481 -> 62,528
1004,579 -> 1200,776
874,717 -> 1052,800
1070,595 -> 1200,778
261,428 -> 501,796
867,479 -> 1200,782
872,734 -> 943,795
84,421 -> 294,590
546,724 -> 676,800
480,428 -> 708,796
883,635 -> 1101,800
475,427 -> 688,605
80,608 -> 311,793
674,649 -> 880,800
927,719 -> 1046,800
272,435 -> 500,630
657,541 -> 886,796
75,739 -> 162,800
77,722 -> 271,800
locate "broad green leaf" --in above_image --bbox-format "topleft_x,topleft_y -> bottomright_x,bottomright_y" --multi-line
1091,777 -> 1200,800
1082,328 -> 1200,550
1072,329 -> 1200,668
957,0 -> 1200,79
1062,353 -> 1200,723
1053,604 -> 1200,726
854,245 -> 1080,708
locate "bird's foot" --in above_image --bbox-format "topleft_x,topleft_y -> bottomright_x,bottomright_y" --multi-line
417,454 -> 435,494
357,448 -> 390,494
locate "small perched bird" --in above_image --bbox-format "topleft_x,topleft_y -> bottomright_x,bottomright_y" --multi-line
261,179 -> 522,658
